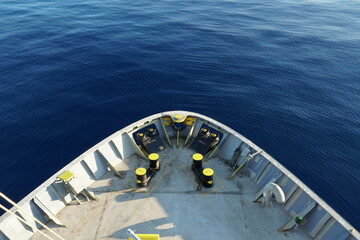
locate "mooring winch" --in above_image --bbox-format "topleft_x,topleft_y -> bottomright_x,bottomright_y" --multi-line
189,125 -> 222,155
133,124 -> 166,154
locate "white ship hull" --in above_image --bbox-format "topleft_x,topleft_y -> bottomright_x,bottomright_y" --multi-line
0,111 -> 358,240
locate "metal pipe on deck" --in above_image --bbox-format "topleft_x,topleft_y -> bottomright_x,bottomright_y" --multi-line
127,229 -> 141,240
0,192 -> 66,240
0,204 -> 55,240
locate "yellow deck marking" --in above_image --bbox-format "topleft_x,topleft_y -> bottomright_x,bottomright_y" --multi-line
201,171 -> 224,196
183,165 -> 198,189
183,119 -> 196,147
148,165 -> 170,192
161,117 -> 172,146
176,130 -> 180,148
206,145 -> 220,160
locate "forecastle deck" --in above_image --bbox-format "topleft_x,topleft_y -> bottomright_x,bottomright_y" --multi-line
0,111 -> 358,240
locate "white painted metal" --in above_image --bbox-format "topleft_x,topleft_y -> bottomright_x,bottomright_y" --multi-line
126,229 -> 141,240
0,111 -> 358,240
0,193 -> 65,240
262,183 -> 285,206
0,204 -> 54,240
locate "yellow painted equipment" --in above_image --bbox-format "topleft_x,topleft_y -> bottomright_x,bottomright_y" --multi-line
135,168 -> 147,176
57,171 -> 97,204
189,124 -> 222,155
203,168 -> 214,177
58,171 -> 75,182
149,153 -> 159,161
149,153 -> 160,170
202,168 -> 214,188
161,116 -> 172,126
128,234 -> 160,240
173,114 -> 184,123
192,153 -> 203,169
172,114 -> 186,131
184,116 -> 196,125
192,153 -> 203,161
136,168 -> 148,187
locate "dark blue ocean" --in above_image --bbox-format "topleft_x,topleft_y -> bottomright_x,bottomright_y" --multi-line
1,0 -> 359,230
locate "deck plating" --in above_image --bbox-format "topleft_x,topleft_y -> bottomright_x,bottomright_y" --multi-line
1,111 -> 358,240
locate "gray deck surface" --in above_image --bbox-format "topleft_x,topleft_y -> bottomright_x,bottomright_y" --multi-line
31,144 -> 312,240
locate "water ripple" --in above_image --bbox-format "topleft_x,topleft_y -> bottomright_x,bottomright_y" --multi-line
1,0 -> 360,230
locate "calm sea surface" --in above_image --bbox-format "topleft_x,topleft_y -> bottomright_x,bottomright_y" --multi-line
1,0 -> 360,230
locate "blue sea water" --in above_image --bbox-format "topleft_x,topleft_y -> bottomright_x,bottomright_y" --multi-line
1,0 -> 360,231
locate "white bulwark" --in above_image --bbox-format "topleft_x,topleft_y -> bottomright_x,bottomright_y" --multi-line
0,111 -> 359,240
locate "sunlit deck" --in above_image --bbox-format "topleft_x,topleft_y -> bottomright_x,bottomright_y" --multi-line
31,146 -> 311,240
1,111 -> 357,240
